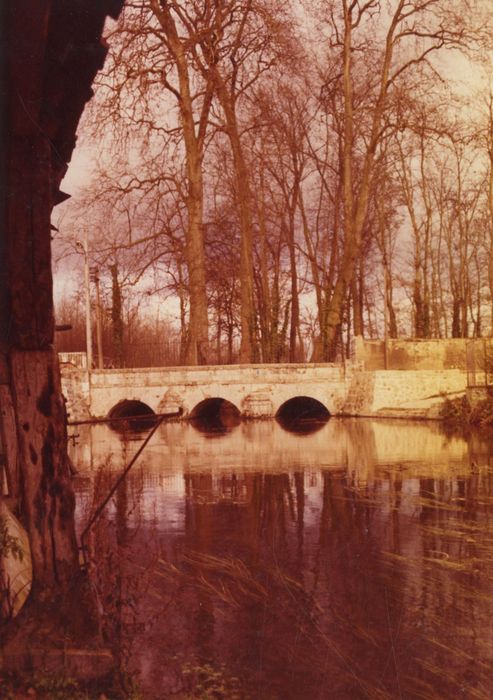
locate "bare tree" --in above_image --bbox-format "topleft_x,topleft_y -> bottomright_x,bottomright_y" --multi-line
314,0 -> 484,357
186,0 -> 300,361
90,0 -> 216,363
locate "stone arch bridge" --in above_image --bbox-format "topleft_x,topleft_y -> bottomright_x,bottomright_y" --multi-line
62,362 -> 350,422
60,359 -> 469,423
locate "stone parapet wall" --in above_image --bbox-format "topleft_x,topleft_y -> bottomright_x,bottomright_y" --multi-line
354,336 -> 492,372
88,362 -> 345,387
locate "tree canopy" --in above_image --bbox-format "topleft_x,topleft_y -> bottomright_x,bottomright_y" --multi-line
54,0 -> 493,365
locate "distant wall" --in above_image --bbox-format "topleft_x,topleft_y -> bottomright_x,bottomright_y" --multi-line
354,336 -> 492,372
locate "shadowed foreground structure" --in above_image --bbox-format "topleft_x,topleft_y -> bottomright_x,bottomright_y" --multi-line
0,0 -> 123,669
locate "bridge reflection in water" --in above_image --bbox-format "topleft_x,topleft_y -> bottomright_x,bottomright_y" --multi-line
70,418 -> 493,700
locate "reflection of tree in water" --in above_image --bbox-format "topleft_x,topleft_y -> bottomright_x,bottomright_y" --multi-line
410,472 -> 493,699
179,467 -> 493,700
311,469 -> 410,697
178,470 -> 406,698
84,466 -> 153,691
180,470 -> 317,698
78,435 -> 493,699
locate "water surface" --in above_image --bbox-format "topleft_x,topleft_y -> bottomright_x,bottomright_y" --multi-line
70,418 -> 493,699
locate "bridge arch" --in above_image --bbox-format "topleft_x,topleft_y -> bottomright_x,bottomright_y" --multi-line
275,396 -> 330,433
107,399 -> 157,431
189,397 -> 241,432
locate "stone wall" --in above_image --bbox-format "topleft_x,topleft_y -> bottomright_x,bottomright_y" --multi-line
343,369 -> 468,418
60,367 -> 91,421
354,336 -> 492,372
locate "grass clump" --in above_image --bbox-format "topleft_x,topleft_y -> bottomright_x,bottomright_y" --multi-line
439,395 -> 470,423
440,391 -> 493,429
469,396 -> 493,427
0,672 -> 90,699
178,661 -> 249,699
0,670 -> 143,700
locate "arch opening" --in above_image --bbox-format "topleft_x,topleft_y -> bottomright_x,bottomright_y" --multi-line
189,398 -> 241,435
108,399 -> 157,433
275,396 -> 330,435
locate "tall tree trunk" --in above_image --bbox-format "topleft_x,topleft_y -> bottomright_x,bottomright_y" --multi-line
351,267 -> 364,338
151,0 -> 211,365
175,263 -> 189,364
174,44 -> 209,365
229,123 -> 255,363
324,1 -> 356,359
298,191 -> 324,339
324,0 -> 414,357
185,170 -> 209,365
387,284 -> 398,339
285,217 -> 300,363
215,87 -> 255,363
451,297 -> 462,338
488,101 -> 493,329
413,268 -> 429,338
2,131 -> 83,606
256,172 -> 273,362
110,264 -> 124,367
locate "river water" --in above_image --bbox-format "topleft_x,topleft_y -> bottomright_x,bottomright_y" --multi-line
70,418 -> 493,699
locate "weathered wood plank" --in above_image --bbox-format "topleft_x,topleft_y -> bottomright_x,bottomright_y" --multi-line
0,385 -> 20,499
6,135 -> 54,349
5,1 -> 51,135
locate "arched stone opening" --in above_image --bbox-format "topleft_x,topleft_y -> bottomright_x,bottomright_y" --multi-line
275,396 -> 330,434
107,399 -> 157,432
189,398 -> 241,435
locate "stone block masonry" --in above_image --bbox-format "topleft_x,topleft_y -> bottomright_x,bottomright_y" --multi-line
60,360 -> 469,423
343,369 -> 468,419
85,362 -> 347,419
354,335 -> 492,372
